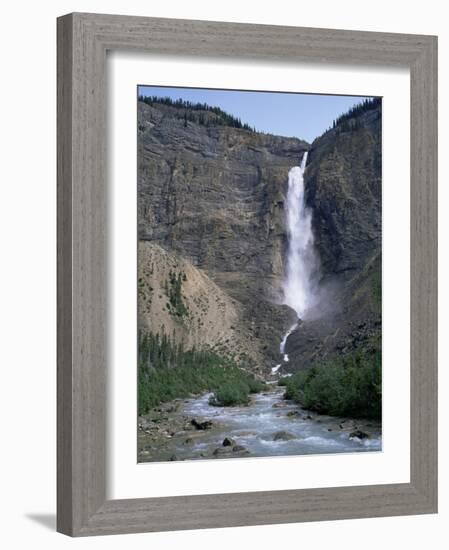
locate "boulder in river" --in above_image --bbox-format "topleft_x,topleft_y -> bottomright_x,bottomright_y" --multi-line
272,402 -> 288,409
223,437 -> 236,447
349,429 -> 370,440
273,430 -> 297,441
232,445 -> 249,454
191,418 -> 213,430
213,447 -> 232,456
213,444 -> 249,457
339,419 -> 358,430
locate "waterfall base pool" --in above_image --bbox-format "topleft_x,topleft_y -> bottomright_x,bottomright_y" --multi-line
138,388 -> 381,463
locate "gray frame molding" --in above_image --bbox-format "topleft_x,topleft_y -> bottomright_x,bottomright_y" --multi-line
57,12 -> 438,536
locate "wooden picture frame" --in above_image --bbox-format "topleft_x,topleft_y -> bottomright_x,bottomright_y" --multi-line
57,12 -> 438,536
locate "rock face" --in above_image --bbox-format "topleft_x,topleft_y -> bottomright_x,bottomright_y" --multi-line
138,101 -> 307,369
306,106 -> 381,281
137,98 -> 381,375
284,102 -> 382,369
138,241 -> 266,371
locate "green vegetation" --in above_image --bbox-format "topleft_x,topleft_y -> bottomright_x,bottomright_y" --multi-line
138,95 -> 256,132
209,382 -> 250,406
280,338 -> 381,419
138,332 -> 264,414
332,97 -> 381,130
209,376 -> 265,407
164,270 -> 188,317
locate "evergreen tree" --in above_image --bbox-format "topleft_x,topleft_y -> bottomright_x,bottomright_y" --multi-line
138,94 -> 256,132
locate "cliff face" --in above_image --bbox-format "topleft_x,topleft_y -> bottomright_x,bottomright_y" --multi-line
305,107 -> 381,282
138,101 -> 308,369
138,99 -> 382,375
285,103 -> 382,369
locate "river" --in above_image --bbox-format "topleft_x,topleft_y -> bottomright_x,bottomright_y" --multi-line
138,387 -> 381,462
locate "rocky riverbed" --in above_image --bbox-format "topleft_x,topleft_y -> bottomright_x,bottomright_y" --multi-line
138,387 -> 381,462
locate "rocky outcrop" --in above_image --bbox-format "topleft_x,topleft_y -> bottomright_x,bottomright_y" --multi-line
305,106 -> 381,282
138,241 -> 266,373
138,101 -> 306,369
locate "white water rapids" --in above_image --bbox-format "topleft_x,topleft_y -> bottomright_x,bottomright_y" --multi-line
272,152 -> 319,375
138,389 -> 382,462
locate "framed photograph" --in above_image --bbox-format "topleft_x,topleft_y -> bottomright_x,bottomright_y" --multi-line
57,13 -> 437,536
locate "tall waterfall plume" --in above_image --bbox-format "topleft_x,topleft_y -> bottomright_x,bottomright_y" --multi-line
272,152 -> 319,372
282,151 -> 318,319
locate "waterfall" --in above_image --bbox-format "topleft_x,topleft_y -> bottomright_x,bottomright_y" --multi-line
274,152 -> 318,372
279,323 -> 296,363
283,151 -> 317,318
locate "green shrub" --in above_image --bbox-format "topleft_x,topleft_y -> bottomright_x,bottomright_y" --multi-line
245,376 -> 265,394
163,270 -> 188,317
208,373 -> 265,406
209,381 -> 251,406
282,339 -> 381,419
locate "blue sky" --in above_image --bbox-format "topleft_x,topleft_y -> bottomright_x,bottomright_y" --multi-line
138,86 -> 375,143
